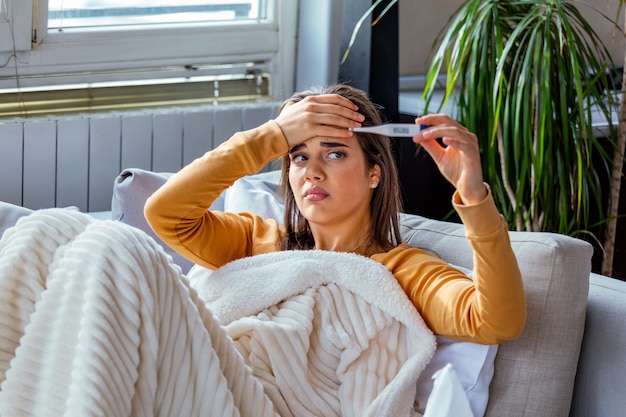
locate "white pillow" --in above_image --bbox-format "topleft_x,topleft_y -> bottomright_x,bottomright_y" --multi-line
224,169 -> 283,220
415,336 -> 496,417
423,363 -> 474,417
414,265 -> 497,417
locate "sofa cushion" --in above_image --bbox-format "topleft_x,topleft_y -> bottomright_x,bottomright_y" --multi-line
112,168 -> 226,274
111,168 -> 281,274
224,170 -> 283,219
0,202 -> 33,238
399,213 -> 592,417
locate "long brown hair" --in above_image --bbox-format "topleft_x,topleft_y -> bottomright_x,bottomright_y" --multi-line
278,84 -> 402,252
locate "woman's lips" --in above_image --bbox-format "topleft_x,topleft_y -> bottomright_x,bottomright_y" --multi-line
303,186 -> 329,201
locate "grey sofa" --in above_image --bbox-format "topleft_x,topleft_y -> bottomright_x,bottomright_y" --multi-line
399,212 -> 626,417
1,168 -> 625,417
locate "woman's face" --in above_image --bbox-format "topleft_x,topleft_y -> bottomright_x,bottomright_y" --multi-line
288,136 -> 380,231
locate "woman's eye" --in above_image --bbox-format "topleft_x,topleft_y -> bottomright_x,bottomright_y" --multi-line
291,154 -> 307,163
328,151 -> 345,160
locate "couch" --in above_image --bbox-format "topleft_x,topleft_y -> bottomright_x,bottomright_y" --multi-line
1,168 -> 625,417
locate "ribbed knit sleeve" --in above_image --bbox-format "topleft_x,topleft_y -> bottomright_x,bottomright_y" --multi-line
144,120 -> 287,269
374,189 -> 526,344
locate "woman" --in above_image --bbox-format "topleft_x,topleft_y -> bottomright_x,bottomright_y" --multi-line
145,83 -> 526,345
0,84 -> 524,416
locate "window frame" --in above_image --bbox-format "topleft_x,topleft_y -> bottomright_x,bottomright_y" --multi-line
0,0 -> 297,100
0,0 -> 32,52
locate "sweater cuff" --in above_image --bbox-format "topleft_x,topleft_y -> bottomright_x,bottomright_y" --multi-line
452,183 -> 504,237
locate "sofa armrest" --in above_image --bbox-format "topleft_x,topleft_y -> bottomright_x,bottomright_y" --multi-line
569,273 -> 626,417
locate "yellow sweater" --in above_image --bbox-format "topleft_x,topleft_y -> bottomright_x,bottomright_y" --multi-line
145,120 -> 526,344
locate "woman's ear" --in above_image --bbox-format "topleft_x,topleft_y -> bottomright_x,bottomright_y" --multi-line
369,165 -> 381,188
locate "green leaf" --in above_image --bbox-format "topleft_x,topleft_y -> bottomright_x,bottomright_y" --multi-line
340,0 -> 398,65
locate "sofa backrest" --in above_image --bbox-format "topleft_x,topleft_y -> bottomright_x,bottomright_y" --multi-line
399,213 -> 592,417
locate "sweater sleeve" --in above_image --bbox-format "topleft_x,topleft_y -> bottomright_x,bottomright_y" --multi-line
144,120 -> 288,270
375,188 -> 526,344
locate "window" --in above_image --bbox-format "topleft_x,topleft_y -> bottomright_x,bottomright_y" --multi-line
0,0 -> 297,115
47,0 -> 263,31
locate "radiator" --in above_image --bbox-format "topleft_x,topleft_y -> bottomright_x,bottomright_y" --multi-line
0,102 -> 280,212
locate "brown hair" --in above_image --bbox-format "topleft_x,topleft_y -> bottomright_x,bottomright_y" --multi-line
278,84 -> 402,252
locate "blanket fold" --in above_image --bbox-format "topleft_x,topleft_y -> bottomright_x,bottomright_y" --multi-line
0,209 -> 435,417
196,251 -> 437,417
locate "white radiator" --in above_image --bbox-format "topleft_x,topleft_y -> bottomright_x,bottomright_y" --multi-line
0,102 -> 280,212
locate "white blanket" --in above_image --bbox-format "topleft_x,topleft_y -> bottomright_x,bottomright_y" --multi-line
0,209 -> 435,417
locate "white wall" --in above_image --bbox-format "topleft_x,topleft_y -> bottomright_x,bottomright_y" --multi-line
399,0 -> 626,77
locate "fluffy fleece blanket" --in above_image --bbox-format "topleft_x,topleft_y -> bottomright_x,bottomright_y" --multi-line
0,209 -> 435,417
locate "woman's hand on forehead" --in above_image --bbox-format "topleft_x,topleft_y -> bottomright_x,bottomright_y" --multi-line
275,94 -> 365,148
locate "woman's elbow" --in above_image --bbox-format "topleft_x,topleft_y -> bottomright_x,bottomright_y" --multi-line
143,192 -> 173,238
485,307 -> 527,344
143,194 -> 160,229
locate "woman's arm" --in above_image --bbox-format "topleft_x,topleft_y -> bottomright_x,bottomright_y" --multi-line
384,114 -> 526,344
144,121 -> 288,269
445,189 -> 526,343
379,190 -> 526,344
145,93 -> 366,269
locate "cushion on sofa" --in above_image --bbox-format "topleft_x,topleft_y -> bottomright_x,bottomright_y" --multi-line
111,168 -> 229,274
224,170 -> 283,219
0,202 -> 33,238
111,168 -> 282,275
112,169 -> 188,273
399,213 -> 592,417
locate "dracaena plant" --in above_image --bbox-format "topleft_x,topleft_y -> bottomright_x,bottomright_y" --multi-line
423,0 -> 620,242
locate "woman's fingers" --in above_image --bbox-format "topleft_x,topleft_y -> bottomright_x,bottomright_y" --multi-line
414,114 -> 479,154
275,94 -> 364,146
412,114 -> 486,204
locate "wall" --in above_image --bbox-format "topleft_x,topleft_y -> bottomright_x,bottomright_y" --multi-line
399,0 -> 626,77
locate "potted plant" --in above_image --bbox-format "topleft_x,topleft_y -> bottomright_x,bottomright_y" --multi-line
422,0 -> 621,264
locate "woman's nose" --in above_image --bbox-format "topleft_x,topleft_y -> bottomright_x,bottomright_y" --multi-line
305,157 -> 325,181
